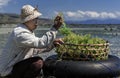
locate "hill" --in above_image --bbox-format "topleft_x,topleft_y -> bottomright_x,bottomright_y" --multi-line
0,13 -> 53,25
0,13 -> 20,24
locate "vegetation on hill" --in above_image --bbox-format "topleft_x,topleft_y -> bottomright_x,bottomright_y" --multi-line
0,13 -> 20,24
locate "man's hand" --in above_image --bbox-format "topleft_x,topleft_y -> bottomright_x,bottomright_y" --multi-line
53,38 -> 64,47
53,14 -> 64,30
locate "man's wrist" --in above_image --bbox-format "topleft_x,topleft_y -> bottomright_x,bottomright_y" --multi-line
53,24 -> 59,30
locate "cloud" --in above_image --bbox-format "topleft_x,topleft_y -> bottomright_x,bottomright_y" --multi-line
0,0 -> 11,8
54,10 -> 119,20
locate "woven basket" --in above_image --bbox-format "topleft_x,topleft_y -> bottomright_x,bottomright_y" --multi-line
56,43 -> 109,61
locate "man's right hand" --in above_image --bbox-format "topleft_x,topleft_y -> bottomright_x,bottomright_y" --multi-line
53,38 -> 64,47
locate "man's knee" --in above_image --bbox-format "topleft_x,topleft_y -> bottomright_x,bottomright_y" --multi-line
32,59 -> 44,69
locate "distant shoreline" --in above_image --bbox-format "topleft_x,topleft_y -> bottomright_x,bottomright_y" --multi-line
0,24 -> 119,35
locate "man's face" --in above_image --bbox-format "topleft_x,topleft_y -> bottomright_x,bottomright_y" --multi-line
26,18 -> 39,31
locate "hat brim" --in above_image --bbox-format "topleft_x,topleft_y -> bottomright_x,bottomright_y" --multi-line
22,11 -> 42,23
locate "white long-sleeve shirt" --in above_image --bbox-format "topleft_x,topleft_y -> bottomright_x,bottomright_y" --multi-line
0,24 -> 57,76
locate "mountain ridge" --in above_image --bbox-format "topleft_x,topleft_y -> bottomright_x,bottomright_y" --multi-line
0,13 -> 120,24
66,19 -> 120,24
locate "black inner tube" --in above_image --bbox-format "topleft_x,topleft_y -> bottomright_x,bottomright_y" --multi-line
43,55 -> 120,78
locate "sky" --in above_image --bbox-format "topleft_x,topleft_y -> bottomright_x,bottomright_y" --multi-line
1,0 -> 120,21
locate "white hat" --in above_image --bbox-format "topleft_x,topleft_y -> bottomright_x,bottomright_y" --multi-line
21,5 -> 42,23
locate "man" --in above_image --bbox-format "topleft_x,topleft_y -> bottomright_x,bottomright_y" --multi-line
0,5 -> 63,78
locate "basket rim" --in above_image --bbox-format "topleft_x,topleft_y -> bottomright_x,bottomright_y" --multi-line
62,43 -> 109,46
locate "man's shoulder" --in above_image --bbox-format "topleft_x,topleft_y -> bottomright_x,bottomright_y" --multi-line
14,24 -> 30,33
